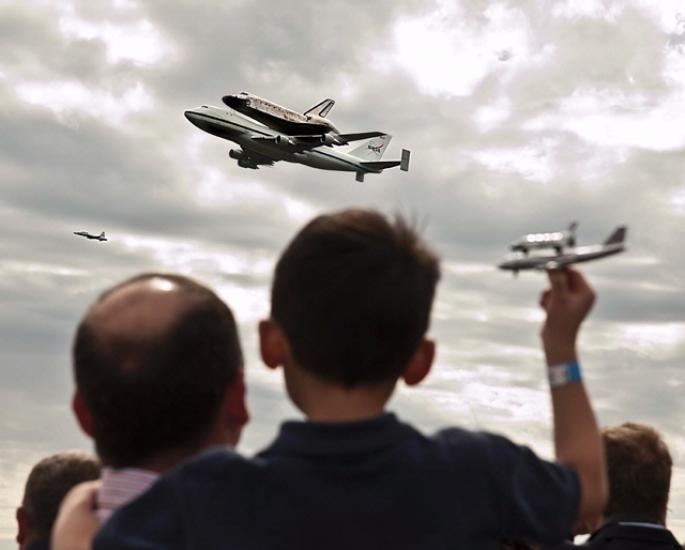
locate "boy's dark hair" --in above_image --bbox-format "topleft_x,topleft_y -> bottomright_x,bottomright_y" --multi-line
603,422 -> 672,522
21,451 -> 101,541
73,273 -> 243,467
271,209 -> 440,387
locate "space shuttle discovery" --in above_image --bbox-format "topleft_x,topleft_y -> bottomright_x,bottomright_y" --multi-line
222,92 -> 338,136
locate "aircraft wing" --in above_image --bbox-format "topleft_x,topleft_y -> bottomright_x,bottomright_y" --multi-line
534,258 -> 573,271
252,132 -> 387,150
336,131 -> 385,143
251,135 -> 326,150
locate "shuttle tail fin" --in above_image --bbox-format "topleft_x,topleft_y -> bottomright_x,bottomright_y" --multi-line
604,226 -> 627,245
303,98 -> 335,117
348,134 -> 392,160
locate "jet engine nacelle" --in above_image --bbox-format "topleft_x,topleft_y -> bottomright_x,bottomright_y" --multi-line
237,159 -> 258,169
229,149 -> 257,169
319,134 -> 340,146
275,135 -> 296,146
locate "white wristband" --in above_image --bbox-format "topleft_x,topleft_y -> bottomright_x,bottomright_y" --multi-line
548,361 -> 581,388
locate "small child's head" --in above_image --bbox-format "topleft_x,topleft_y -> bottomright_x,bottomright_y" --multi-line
260,208 -> 441,415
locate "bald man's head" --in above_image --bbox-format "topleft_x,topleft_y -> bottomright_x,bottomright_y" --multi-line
73,274 -> 244,467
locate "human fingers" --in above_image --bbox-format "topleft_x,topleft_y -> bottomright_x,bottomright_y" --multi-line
547,269 -> 569,294
539,289 -> 551,309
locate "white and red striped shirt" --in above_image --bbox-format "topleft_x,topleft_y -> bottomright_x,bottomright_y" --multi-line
96,468 -> 160,523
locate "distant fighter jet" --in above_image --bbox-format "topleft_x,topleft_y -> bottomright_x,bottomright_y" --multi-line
498,225 -> 626,274
74,231 -> 107,242
184,102 -> 410,182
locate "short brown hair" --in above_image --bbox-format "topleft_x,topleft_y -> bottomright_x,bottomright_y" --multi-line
603,422 -> 672,522
21,451 -> 101,541
271,209 -> 440,387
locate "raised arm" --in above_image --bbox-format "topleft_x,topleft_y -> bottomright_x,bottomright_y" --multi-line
539,269 -> 607,525
52,480 -> 100,550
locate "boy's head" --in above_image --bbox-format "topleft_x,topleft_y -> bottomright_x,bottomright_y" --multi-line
602,422 -> 672,525
16,451 -> 100,548
261,209 -> 440,402
72,273 -> 248,469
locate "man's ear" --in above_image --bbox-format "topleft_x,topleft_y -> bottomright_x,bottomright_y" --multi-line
72,390 -> 94,438
225,369 -> 249,428
259,319 -> 288,370
401,339 -> 435,386
16,506 -> 26,545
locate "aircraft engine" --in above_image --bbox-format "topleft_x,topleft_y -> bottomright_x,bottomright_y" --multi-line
275,135 -> 295,146
229,149 -> 257,169
237,159 -> 258,169
319,134 -> 340,146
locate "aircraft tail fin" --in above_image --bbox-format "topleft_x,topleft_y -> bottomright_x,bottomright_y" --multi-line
567,221 -> 578,246
348,134 -> 392,160
99,231 -> 105,239
604,226 -> 627,245
303,98 -> 335,118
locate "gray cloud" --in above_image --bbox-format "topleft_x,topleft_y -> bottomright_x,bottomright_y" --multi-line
1,0 -> 685,543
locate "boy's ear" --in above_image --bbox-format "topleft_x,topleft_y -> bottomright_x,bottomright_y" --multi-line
72,390 -> 94,437
401,338 -> 435,386
16,506 -> 26,545
259,319 -> 288,370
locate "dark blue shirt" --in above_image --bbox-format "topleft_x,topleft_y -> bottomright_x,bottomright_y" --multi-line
548,518 -> 682,549
95,413 -> 579,549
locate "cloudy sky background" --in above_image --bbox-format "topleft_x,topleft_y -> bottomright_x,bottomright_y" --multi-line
1,0 -> 685,545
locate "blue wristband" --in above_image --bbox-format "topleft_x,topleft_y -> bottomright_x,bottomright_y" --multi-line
548,361 -> 582,388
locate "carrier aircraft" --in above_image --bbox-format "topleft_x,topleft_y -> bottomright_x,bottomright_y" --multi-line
184,102 -> 410,182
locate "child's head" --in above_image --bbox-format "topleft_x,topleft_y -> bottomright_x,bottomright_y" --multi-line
260,209 -> 440,414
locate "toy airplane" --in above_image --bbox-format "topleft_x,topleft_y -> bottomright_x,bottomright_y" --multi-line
184,97 -> 410,182
498,224 -> 626,275
74,231 -> 107,242
510,221 -> 577,255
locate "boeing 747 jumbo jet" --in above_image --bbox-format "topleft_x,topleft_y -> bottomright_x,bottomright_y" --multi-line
499,225 -> 626,275
184,101 -> 410,182
74,231 -> 107,242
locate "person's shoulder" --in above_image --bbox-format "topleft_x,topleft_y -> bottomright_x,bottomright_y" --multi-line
167,446 -> 258,486
432,426 -> 518,458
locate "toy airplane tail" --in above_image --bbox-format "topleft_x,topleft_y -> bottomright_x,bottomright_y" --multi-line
568,221 -> 578,246
348,134 -> 392,160
99,231 -> 106,239
604,226 -> 627,245
303,98 -> 335,118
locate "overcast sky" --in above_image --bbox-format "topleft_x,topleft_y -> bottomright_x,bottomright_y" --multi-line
1,0 -> 685,546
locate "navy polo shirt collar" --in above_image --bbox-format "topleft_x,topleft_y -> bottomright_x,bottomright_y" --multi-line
262,412 -> 415,457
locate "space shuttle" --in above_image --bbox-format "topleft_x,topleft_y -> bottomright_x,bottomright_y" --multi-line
222,92 -> 344,137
